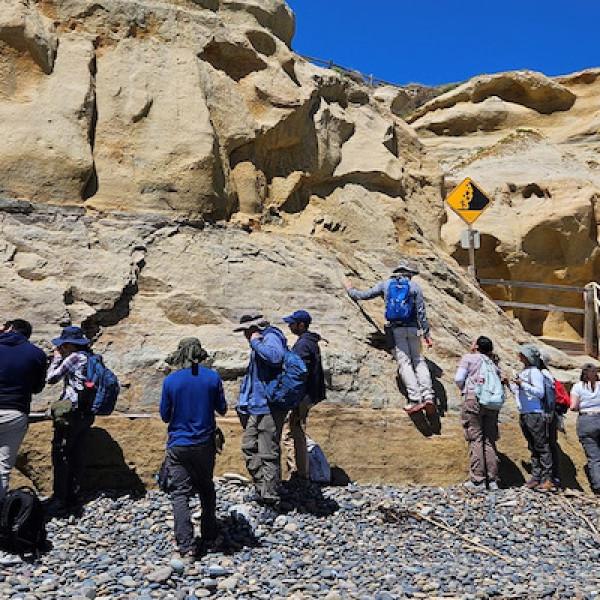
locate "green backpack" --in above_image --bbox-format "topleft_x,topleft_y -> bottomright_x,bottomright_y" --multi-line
475,356 -> 505,410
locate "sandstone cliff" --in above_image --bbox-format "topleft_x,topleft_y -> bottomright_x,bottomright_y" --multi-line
406,69 -> 600,340
0,0 -> 583,414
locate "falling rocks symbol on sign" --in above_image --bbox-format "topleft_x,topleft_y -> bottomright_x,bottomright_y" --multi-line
465,182 -> 489,210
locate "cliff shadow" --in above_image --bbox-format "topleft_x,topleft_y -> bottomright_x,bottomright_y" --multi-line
555,443 -> 584,491
519,442 -> 583,491
498,452 -> 526,487
81,427 -> 146,497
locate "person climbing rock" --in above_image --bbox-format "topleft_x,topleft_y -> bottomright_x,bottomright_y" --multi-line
343,259 -> 435,415
235,314 -> 288,505
160,337 -> 227,558
281,310 -> 326,481
455,336 -> 504,491
511,344 -> 555,493
0,319 -> 47,501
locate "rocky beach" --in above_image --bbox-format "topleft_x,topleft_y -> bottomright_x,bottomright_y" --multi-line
1,479 -> 599,599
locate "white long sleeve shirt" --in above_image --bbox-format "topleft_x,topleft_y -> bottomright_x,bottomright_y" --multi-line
511,366 -> 545,413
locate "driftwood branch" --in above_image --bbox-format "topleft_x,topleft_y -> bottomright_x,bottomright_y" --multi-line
378,504 -> 514,563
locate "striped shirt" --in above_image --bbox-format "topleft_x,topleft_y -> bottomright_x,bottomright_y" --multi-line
47,351 -> 89,408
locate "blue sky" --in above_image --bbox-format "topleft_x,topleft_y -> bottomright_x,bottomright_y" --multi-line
286,1 -> 599,86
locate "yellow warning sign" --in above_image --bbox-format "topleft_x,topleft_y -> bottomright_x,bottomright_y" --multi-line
446,177 -> 492,225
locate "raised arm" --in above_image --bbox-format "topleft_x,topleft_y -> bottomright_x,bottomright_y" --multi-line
519,368 -> 545,399
250,331 -> 285,366
345,280 -> 386,302
47,353 -> 77,384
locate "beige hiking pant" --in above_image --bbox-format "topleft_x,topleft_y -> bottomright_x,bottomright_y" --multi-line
461,397 -> 499,484
283,399 -> 312,479
0,411 -> 28,501
391,326 -> 434,404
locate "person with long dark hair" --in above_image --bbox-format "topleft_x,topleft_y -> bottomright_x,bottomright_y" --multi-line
570,363 -> 600,496
455,336 -> 503,491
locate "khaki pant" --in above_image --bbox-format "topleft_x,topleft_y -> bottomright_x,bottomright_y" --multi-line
461,397 -> 499,484
283,399 -> 312,479
241,410 -> 287,501
0,411 -> 28,501
391,326 -> 434,404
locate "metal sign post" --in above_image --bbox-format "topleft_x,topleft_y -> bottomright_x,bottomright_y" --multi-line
467,225 -> 476,278
446,178 -> 493,278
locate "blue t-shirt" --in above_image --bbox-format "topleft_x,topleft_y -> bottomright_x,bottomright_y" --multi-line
160,366 -> 227,448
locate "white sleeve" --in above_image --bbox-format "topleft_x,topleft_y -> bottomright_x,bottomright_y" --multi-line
454,366 -> 468,389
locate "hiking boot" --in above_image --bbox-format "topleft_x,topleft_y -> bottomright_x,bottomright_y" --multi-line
404,402 -> 426,415
463,480 -> 485,492
524,479 -> 540,490
488,481 -> 500,492
535,480 -> 556,493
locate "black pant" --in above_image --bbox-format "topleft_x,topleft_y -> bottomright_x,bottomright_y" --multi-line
577,414 -> 600,492
548,413 -> 561,482
167,443 -> 217,553
520,413 -> 553,482
52,411 -> 95,505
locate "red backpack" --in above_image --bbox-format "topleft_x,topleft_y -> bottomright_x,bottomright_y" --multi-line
554,380 -> 571,415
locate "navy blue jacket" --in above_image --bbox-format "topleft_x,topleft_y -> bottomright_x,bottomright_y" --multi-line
293,331 -> 326,403
0,332 -> 47,414
160,365 -> 227,448
237,327 -> 287,416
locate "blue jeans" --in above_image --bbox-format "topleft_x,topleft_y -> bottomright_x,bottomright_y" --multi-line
577,414 -> 600,492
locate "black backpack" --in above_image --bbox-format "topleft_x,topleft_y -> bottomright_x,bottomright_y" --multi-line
0,487 -> 47,556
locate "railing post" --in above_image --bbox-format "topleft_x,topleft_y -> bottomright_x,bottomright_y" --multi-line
584,283 -> 598,357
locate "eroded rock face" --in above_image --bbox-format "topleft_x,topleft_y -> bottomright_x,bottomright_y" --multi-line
0,0 -> 587,414
407,70 -> 576,123
1,191 -> 538,412
412,69 -> 600,339
0,35 -> 94,202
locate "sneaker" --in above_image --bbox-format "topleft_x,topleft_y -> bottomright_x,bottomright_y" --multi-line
524,478 -> 540,490
535,480 -> 556,493
488,481 -> 499,491
404,402 -> 426,415
423,400 -> 437,418
463,480 -> 485,491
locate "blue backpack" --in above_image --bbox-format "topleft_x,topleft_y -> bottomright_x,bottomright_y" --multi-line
268,350 -> 308,410
86,354 -> 120,415
385,278 -> 415,323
